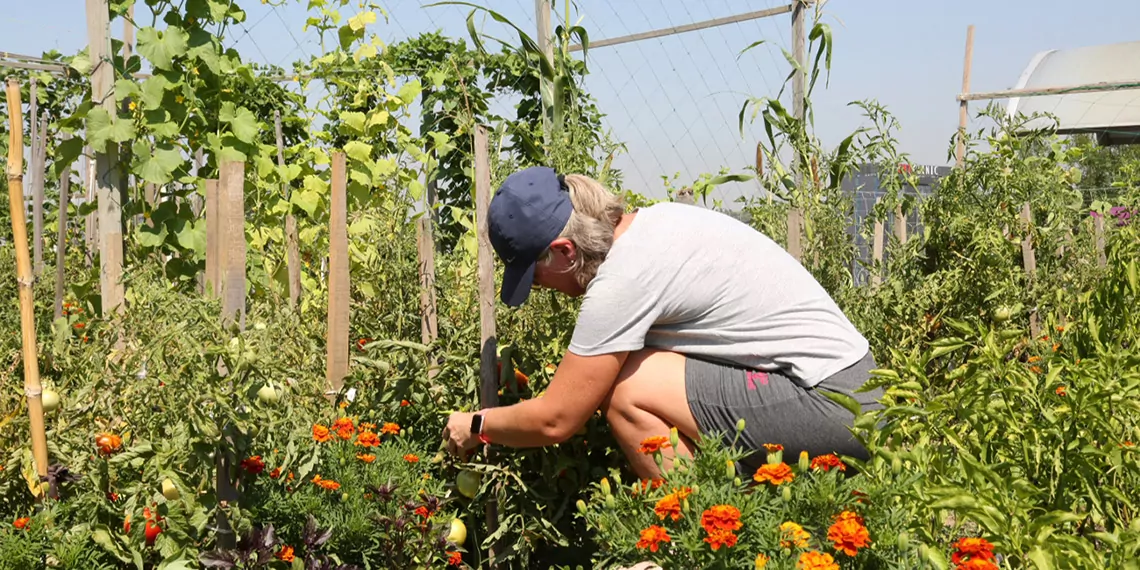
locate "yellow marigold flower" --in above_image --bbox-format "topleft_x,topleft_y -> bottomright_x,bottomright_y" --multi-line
754,462 -> 795,485
827,511 -> 870,556
780,521 -> 811,549
638,436 -> 671,454
755,553 -> 770,569
797,551 -> 838,570
763,443 -> 784,452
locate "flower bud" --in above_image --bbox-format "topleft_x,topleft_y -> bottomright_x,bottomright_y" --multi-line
669,427 -> 679,449
605,494 -> 616,510
691,484 -> 700,495
782,486 -> 792,503
726,460 -> 737,480
891,455 -> 903,475
600,478 -> 611,497
798,450 -> 810,472
733,477 -> 742,487
897,531 -> 909,549
682,497 -> 690,514
613,472 -> 622,488
576,500 -> 587,515
736,418 -> 747,433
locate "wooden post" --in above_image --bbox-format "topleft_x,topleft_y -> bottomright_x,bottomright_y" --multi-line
786,207 -> 803,262
83,150 -> 96,267
143,183 -> 157,227
1020,203 -> 1039,338
871,215 -> 884,287
27,78 -> 36,221
893,204 -> 907,245
417,215 -> 439,379
955,25 -> 975,168
87,0 -> 126,316
204,179 -> 220,296
535,0 -> 553,138
53,138 -> 73,321
1094,214 -> 1106,268
218,161 -> 245,330
6,78 -> 51,500
274,111 -> 301,308
32,113 -> 47,276
791,1 -> 806,123
474,124 -> 501,565
326,152 -> 349,399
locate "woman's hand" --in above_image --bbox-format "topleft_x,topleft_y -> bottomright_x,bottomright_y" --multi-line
443,412 -> 480,459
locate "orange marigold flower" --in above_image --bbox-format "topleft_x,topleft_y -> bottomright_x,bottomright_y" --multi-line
414,506 -> 430,518
635,525 -> 671,553
638,436 -> 671,454
755,553 -> 770,569
811,454 -> 846,472
380,422 -> 401,435
312,424 -> 333,443
654,494 -> 682,521
448,551 -> 462,566
357,453 -> 376,463
1027,355 -> 1041,363
13,517 -> 30,530
355,430 -> 381,447
700,504 -> 743,534
96,433 -> 122,456
1055,385 -> 1067,396
704,527 -> 739,551
955,559 -> 999,570
763,443 -> 784,452
951,537 -> 995,565
1029,366 -> 1043,374
1052,343 -> 1061,352
780,521 -> 811,549
339,401 -> 349,409
240,455 -> 265,475
1123,441 -> 1135,447
311,475 -> 341,491
332,417 -> 355,439
269,467 -> 281,479
400,399 -> 411,407
827,511 -> 871,556
651,478 -> 665,489
1055,325 -> 1065,332
797,551 -> 839,570
276,545 -> 295,562
753,462 -> 795,485
404,454 -> 420,463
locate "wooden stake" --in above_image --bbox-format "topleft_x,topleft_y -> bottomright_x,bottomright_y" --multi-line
1020,203 -> 1039,338
54,135 -> 72,321
27,78 -> 37,221
893,204 -> 907,245
6,78 -> 51,499
204,179 -> 220,296
83,149 -> 96,267
474,124 -> 501,565
144,183 -> 157,227
871,209 -> 884,287
417,215 -> 439,379
274,111 -> 301,308
791,0 -> 806,123
786,207 -> 803,262
87,0 -> 126,316
33,112 -> 47,276
218,161 -> 246,330
1094,214 -> 1106,268
326,152 -> 349,399
955,25 -> 975,168
535,0 -> 553,139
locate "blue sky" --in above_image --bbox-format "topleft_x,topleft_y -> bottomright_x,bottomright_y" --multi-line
5,0 -> 1140,203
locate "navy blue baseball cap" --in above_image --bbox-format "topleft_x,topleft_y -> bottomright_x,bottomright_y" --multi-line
489,166 -> 572,307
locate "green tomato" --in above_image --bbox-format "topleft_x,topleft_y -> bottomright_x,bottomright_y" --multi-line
447,519 -> 467,545
994,306 -> 1013,323
41,389 -> 60,413
456,471 -> 481,499
257,384 -> 280,405
162,479 -> 180,501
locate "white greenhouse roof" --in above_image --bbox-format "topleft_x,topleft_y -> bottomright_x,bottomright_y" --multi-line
1006,40 -> 1140,145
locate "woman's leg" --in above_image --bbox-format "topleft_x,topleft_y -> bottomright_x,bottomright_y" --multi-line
600,349 -> 702,480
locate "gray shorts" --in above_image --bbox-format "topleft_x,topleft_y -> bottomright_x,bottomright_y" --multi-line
685,351 -> 883,475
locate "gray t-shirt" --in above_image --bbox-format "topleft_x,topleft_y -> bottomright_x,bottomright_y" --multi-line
567,202 -> 869,388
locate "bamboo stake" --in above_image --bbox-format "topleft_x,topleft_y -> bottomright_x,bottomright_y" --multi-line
871,199 -> 884,287
33,113 -> 47,276
54,135 -> 72,321
27,78 -> 36,220
273,111 -> 301,308
1020,203 -> 1040,338
83,149 -> 96,267
786,207 -> 803,262
474,124 -> 501,567
955,25 -> 975,167
6,78 -> 51,499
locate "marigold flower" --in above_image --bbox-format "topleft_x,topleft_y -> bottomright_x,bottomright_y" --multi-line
332,417 -> 355,439
797,551 -> 838,570
96,433 -> 122,455
240,456 -> 265,475
810,454 -> 846,472
754,462 -> 795,485
400,399 -> 411,407
780,521 -> 811,549
763,443 -> 784,452
357,453 -> 376,463
269,467 -> 281,479
414,506 -> 430,519
1027,355 -> 1041,363
13,517 -> 30,530
355,430 -> 381,447
700,504 -> 743,533
955,559 -> 999,570
380,422 -> 401,435
638,436 -> 671,454
654,494 -> 682,521
951,537 -> 995,565
755,553 -> 770,569
1055,385 -> 1067,396
448,551 -> 462,566
276,545 -> 295,562
704,527 -> 739,550
311,475 -> 341,491
312,424 -> 333,443
404,454 -> 419,463
1029,366 -> 1043,374
827,511 -> 870,556
635,525 -> 671,552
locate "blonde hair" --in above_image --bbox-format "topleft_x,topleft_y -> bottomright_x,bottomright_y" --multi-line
538,174 -> 625,288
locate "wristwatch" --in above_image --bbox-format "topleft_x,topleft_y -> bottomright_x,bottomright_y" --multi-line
470,413 -> 491,445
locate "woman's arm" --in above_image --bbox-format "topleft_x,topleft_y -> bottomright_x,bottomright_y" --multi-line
443,350 -> 627,456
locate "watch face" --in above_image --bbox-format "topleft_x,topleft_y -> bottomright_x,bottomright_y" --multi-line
470,414 -> 483,433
